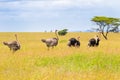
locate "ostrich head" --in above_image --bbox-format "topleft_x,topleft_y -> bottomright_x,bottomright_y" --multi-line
15,34 -> 17,37
55,30 -> 58,32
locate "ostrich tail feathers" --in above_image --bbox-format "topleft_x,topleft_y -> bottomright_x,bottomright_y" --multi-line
3,42 -> 8,45
41,39 -> 46,43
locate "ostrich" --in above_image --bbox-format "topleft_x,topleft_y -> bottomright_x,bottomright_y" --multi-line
41,30 -> 59,50
88,35 -> 100,47
67,37 -> 80,47
3,34 -> 21,53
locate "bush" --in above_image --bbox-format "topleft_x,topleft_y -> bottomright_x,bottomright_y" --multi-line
58,29 -> 68,36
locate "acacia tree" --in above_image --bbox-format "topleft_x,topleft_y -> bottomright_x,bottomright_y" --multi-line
91,16 -> 120,40
109,24 -> 119,33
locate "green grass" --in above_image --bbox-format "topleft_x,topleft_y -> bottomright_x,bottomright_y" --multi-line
35,52 -> 120,73
1,52 -> 120,80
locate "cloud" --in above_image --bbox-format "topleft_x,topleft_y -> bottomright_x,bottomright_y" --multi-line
0,0 -> 119,10
0,0 -> 118,17
0,0 -> 120,32
0,0 -> 120,14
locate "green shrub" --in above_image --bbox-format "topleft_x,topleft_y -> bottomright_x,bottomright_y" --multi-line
58,29 -> 68,36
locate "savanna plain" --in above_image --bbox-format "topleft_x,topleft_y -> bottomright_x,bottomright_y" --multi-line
0,32 -> 120,80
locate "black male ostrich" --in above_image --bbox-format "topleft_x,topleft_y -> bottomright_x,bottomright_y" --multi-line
41,30 -> 59,50
3,34 -> 21,53
88,35 -> 100,47
67,37 -> 80,47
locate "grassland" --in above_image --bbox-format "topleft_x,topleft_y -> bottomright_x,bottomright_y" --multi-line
0,32 -> 120,80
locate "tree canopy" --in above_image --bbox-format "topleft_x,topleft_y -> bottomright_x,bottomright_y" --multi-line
58,29 -> 68,36
91,16 -> 120,40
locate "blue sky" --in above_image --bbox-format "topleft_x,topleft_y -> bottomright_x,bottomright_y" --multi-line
0,0 -> 120,32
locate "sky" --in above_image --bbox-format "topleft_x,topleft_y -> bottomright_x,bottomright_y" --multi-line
0,0 -> 120,32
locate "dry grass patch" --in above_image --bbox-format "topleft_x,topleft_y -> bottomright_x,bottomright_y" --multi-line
0,32 -> 120,80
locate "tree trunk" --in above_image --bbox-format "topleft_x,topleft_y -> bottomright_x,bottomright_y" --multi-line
101,31 -> 108,40
103,34 -> 108,40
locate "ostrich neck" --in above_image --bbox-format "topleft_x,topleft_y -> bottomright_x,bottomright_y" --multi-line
96,40 -> 99,44
55,31 -> 59,40
15,35 -> 18,41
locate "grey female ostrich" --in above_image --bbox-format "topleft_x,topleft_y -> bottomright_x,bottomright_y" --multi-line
41,30 -> 59,50
67,37 -> 80,47
3,34 -> 21,53
88,35 -> 100,47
